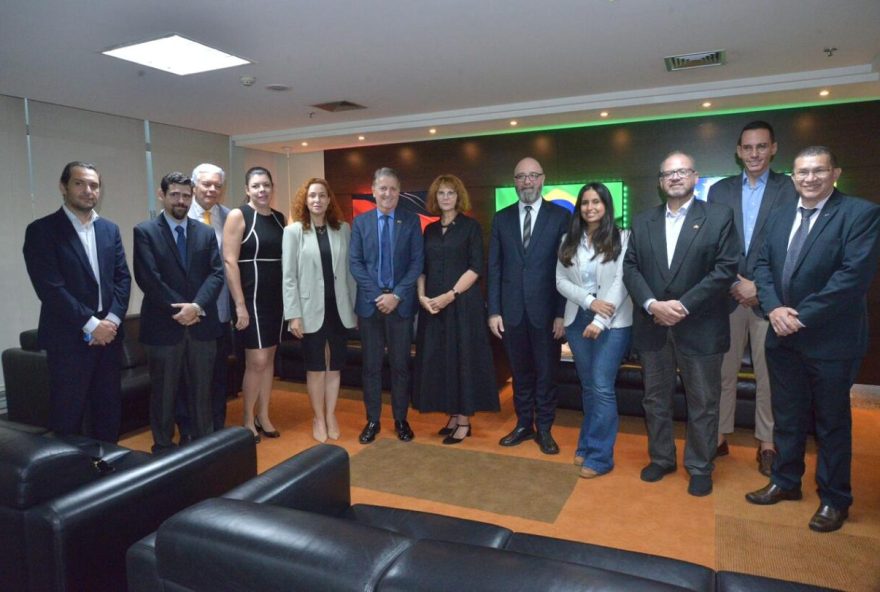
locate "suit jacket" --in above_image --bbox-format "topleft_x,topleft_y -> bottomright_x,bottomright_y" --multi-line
556,229 -> 634,330
133,215 -> 224,345
488,200 -> 569,328
349,207 -> 424,319
707,170 -> 797,313
188,203 -> 231,323
23,207 -> 131,350
754,189 -> 880,359
282,221 -> 357,332
623,199 -> 739,355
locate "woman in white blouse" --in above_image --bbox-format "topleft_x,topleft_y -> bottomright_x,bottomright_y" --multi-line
556,183 -> 633,479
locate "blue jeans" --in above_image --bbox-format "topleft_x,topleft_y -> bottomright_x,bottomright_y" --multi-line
565,308 -> 631,474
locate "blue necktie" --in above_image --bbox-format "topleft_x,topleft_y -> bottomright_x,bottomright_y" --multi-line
380,215 -> 392,288
175,225 -> 187,267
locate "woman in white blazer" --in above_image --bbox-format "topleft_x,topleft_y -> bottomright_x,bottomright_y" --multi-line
556,182 -> 633,479
282,178 -> 356,442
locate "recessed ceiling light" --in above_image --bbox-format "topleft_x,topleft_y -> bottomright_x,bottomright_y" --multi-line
701,101 -> 712,108
819,89 -> 830,97
428,128 -> 437,135
600,111 -> 609,118
358,135 -> 365,141
509,120 -> 518,126
102,34 -> 250,76
300,141 -> 308,147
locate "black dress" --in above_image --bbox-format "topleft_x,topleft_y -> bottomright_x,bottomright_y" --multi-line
413,215 -> 499,415
301,226 -> 347,371
236,204 -> 286,349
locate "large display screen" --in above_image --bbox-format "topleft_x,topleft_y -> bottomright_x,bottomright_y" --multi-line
495,182 -> 626,226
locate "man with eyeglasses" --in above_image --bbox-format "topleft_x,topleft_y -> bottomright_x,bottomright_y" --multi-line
746,146 -> 880,532
623,151 -> 738,496
488,157 -> 569,454
707,121 -> 797,476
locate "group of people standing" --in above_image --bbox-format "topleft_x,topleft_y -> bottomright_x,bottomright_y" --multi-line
22,118 -> 880,535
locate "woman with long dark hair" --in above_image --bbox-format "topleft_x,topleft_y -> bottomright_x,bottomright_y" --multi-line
556,182 -> 633,477
223,167 -> 286,442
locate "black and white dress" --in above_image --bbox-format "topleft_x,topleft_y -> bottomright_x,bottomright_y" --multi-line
236,204 -> 286,349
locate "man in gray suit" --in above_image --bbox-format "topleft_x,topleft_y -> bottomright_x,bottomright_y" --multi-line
176,163 -> 232,439
623,151 -> 739,496
707,122 -> 797,475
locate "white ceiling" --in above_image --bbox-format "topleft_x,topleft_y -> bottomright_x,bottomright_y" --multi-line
2,0 -> 878,154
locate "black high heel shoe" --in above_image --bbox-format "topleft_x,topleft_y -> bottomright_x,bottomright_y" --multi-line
245,425 -> 261,444
254,418 -> 281,438
442,424 -> 471,445
438,417 -> 457,436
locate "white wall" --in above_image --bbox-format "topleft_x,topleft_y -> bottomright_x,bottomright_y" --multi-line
0,94 -> 324,395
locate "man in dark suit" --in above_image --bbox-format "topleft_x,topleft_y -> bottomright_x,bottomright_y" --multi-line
623,151 -> 739,496
707,121 -> 798,475
175,163 -> 232,441
746,146 -> 880,532
349,167 -> 424,444
488,157 -> 569,454
23,161 -> 131,442
133,171 -> 224,453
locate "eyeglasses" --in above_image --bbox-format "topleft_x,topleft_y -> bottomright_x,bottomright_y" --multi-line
514,172 -> 544,182
792,168 -> 833,181
658,168 -> 694,180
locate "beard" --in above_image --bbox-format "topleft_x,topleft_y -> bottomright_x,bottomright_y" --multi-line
517,185 -> 542,205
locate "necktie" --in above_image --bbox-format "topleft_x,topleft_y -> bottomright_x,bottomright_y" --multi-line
781,207 -> 816,304
202,210 -> 212,226
522,205 -> 532,249
175,225 -> 187,267
380,215 -> 392,288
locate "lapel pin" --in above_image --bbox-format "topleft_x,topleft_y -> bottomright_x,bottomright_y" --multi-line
693,224 -> 700,229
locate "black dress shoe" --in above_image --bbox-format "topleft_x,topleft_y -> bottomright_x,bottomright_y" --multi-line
394,420 -> 414,442
715,440 -> 729,458
757,448 -> 776,477
535,430 -> 560,455
499,426 -> 536,447
178,434 -> 193,445
359,421 -> 381,444
442,424 -> 471,445
640,463 -> 676,482
254,418 -> 281,438
745,482 -> 802,505
688,474 -> 713,497
808,504 -> 848,533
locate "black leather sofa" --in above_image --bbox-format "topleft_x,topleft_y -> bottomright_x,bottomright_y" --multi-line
2,315 -> 244,436
0,421 -> 257,592
127,444 -> 835,592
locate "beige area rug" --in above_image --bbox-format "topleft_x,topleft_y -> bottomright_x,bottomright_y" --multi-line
350,439 -> 579,523
716,515 -> 880,591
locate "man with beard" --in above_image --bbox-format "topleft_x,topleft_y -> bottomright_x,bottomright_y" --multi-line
488,157 -> 569,454
23,161 -> 131,441
623,151 -> 738,496
707,121 -> 797,475
133,171 -> 224,452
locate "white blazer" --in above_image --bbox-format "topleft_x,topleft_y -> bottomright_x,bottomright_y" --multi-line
282,221 -> 357,332
555,229 -> 633,330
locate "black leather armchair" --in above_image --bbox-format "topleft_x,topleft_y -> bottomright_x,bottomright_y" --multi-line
128,444 -> 833,592
0,421 -> 257,592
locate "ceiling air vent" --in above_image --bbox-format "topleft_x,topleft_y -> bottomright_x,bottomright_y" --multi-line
664,50 -> 726,72
311,100 -> 366,112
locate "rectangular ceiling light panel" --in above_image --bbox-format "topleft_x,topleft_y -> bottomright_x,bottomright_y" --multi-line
102,34 -> 250,76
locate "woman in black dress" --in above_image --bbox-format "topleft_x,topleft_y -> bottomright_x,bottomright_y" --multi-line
282,178 -> 356,442
414,174 -> 499,444
223,167 -> 286,442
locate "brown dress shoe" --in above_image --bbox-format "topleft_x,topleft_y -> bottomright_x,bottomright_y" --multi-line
808,504 -> 848,532
745,482 -> 802,505
757,448 -> 776,477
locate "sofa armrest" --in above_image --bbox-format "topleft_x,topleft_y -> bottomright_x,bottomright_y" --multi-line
24,427 -> 257,592
224,443 -> 351,516
716,571 -> 841,592
2,347 -> 51,428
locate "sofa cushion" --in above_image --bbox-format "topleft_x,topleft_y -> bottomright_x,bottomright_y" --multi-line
154,498 -> 412,592
377,539 -> 694,592
18,329 -> 40,351
347,503 -> 512,548
506,532 -> 715,592
0,424 -> 98,509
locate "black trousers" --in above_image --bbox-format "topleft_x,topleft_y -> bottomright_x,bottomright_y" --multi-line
176,324 -> 232,434
359,310 -> 412,423
501,312 -> 560,431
